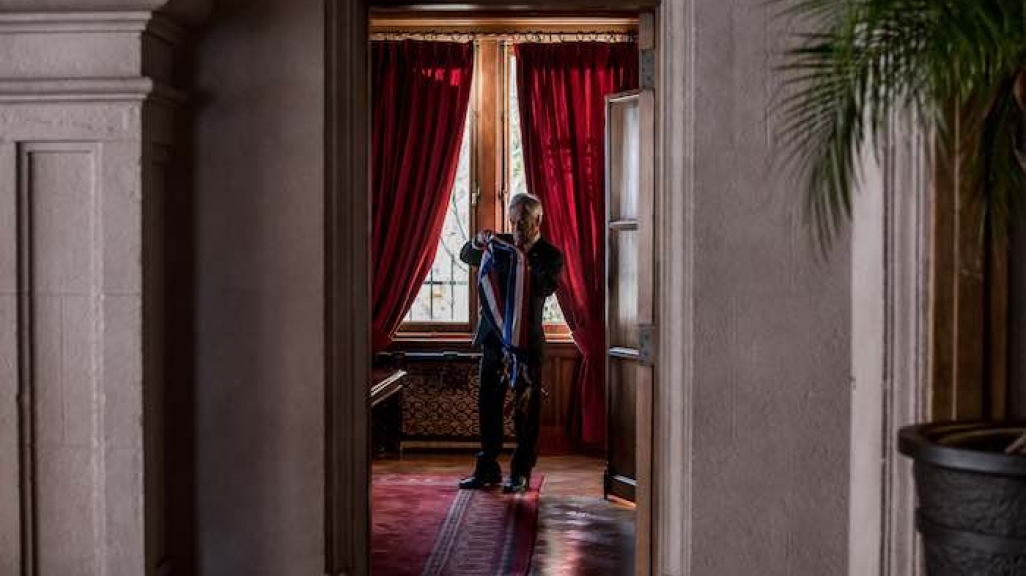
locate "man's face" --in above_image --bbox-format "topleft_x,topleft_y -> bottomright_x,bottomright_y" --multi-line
509,204 -> 541,248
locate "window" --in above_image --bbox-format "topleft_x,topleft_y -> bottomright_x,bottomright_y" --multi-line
400,41 -> 568,335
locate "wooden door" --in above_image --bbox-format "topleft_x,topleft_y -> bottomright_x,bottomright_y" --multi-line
604,89 -> 655,540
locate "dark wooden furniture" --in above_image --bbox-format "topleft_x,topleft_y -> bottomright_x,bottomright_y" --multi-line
371,368 -> 407,455
371,367 -> 407,408
376,346 -> 581,453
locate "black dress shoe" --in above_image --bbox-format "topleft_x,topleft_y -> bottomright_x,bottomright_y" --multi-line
502,473 -> 530,493
458,473 -> 501,490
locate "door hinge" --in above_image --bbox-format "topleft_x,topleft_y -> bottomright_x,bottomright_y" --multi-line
640,49 -> 656,90
639,323 -> 656,367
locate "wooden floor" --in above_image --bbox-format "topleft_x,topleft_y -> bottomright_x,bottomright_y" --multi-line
372,454 -> 635,575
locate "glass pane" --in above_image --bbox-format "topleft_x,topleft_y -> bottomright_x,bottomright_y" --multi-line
404,115 -> 472,323
608,229 -> 639,348
542,296 -> 565,324
510,52 -> 566,326
508,55 -> 530,199
608,100 -> 640,221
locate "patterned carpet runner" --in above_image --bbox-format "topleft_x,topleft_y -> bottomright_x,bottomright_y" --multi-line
371,474 -> 542,575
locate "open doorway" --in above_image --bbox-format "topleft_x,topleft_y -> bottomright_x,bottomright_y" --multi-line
360,11 -> 654,576
323,1 -> 671,574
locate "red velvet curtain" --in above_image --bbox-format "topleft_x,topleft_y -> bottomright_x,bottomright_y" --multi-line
514,42 -> 638,448
371,41 -> 474,352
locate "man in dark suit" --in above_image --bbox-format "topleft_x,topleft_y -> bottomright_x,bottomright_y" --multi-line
458,193 -> 563,493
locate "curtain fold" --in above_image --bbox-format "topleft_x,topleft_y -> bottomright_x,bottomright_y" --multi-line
371,40 -> 475,352
514,42 -> 638,448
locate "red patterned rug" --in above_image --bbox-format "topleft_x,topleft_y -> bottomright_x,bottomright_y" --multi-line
371,474 -> 542,576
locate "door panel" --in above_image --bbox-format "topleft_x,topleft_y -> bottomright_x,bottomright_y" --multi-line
609,100 -> 641,221
606,354 -> 638,500
609,229 -> 640,348
604,90 -> 654,518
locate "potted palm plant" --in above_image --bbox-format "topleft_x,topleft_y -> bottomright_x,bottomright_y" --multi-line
778,1 -> 1026,574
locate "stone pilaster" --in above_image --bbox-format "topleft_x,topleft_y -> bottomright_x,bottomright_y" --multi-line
0,3 -> 207,574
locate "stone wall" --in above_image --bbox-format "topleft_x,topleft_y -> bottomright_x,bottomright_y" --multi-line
0,5 -> 192,574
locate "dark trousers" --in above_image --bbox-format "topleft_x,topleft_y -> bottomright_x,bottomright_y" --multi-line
475,341 -> 543,477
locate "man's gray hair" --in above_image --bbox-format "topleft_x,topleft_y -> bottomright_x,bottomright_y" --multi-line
509,193 -> 544,219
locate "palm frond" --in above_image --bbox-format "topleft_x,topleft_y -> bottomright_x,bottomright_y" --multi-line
776,0 -> 1026,249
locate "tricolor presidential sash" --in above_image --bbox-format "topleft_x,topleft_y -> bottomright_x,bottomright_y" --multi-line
477,236 -> 533,393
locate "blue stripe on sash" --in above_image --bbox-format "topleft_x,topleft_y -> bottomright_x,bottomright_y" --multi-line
477,238 -> 532,392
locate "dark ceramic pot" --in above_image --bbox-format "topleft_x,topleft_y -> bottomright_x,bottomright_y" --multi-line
899,422 -> 1026,576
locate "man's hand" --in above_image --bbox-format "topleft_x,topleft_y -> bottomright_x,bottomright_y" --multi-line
475,229 -> 495,246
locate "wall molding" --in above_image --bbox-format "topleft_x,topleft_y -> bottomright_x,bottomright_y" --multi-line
849,113 -> 930,576
0,0 -> 210,22
16,141 -> 102,576
14,142 -> 37,576
0,79 -> 186,104
880,115 -> 930,576
0,10 -> 186,30
0,11 -> 152,32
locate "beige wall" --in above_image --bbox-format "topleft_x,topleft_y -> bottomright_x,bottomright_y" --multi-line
682,1 -> 851,573
190,0 -> 325,573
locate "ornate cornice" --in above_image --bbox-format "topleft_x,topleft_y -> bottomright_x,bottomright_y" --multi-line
0,11 -> 153,32
0,0 -> 208,99
0,10 -> 189,43
0,0 -> 211,27
0,78 -> 187,105
0,0 -> 165,10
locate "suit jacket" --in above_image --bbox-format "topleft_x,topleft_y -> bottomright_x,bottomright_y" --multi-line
460,234 -> 563,357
